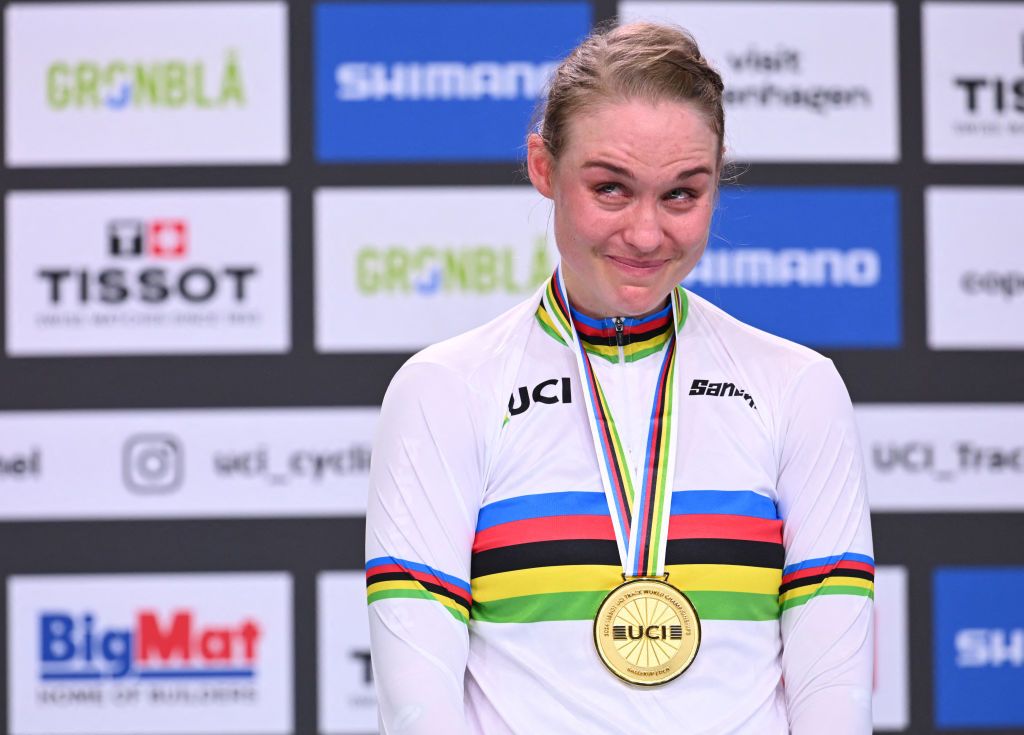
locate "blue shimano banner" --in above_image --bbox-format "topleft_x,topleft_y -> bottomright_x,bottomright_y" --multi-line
314,2 -> 591,161
683,187 -> 901,348
934,567 -> 1024,728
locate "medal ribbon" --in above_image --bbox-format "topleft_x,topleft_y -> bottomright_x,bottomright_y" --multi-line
542,266 -> 683,578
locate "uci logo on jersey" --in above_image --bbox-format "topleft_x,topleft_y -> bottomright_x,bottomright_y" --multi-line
508,377 -> 572,417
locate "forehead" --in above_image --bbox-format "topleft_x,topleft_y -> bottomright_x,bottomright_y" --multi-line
560,98 -> 720,172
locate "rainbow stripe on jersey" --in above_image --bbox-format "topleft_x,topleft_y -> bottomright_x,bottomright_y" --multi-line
366,557 -> 472,624
779,553 -> 875,611
470,490 -> 784,624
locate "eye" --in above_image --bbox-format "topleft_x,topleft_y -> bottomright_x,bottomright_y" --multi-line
664,188 -> 694,201
595,182 -> 624,196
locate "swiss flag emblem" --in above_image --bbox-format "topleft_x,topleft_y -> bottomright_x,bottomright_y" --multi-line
148,219 -> 188,258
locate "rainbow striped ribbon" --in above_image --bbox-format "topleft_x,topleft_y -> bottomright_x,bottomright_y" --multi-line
541,266 -> 683,578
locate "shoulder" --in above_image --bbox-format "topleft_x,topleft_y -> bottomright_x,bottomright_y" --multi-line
681,289 -> 852,431
683,288 -> 831,382
382,291 -> 539,416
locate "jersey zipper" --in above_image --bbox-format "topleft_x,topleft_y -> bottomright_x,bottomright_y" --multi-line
614,317 -> 626,365
613,316 -> 639,485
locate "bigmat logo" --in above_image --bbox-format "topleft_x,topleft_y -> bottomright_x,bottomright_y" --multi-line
856,404 -> 1024,511
935,567 -> 1024,728
6,189 -> 289,356
5,2 -> 287,166
683,188 -> 901,347
318,572 -> 376,734
926,187 -> 1024,349
314,2 -> 590,161
924,3 -> 1024,162
621,1 -> 899,162
315,187 -> 556,351
0,407 -> 376,520
8,573 -> 292,734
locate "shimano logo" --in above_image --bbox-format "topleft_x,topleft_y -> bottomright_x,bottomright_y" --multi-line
956,628 -> 1024,668
688,248 -> 880,288
335,61 -> 558,101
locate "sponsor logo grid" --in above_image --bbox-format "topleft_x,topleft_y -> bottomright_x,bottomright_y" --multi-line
0,2 -> 1020,734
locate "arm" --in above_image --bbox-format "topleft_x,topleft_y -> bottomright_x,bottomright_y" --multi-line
366,360 -> 487,735
774,359 -> 874,734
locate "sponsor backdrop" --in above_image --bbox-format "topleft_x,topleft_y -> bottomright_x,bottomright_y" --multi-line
0,1 -> 1021,734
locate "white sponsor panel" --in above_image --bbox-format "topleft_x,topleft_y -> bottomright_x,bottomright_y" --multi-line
0,407 -> 375,520
6,189 -> 289,356
620,1 -> 899,162
8,573 -> 292,735
5,2 -> 288,166
318,572 -> 376,734
856,404 -> 1024,511
925,187 -> 1024,349
315,187 -> 555,352
923,3 -> 1024,162
874,566 -> 909,732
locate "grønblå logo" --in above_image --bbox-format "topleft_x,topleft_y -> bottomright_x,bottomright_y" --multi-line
314,1 -> 591,161
935,567 -> 1024,728
684,187 -> 901,348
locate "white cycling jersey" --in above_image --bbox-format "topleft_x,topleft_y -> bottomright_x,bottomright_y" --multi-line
366,274 -> 874,734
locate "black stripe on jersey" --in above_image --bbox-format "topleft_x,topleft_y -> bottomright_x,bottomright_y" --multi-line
471,538 -> 784,578
778,567 -> 875,594
367,570 -> 472,613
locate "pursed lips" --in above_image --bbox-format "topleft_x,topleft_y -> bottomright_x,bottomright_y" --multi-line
606,255 -> 669,271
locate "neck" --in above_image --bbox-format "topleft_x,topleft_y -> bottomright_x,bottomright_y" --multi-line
560,270 -> 672,321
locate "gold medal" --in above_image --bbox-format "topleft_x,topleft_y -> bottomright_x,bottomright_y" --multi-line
593,577 -> 700,686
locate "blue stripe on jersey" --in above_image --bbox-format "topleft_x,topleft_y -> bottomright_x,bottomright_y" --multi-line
783,552 -> 875,576
365,556 -> 472,594
476,489 -> 778,532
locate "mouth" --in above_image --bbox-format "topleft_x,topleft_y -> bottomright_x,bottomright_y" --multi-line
606,255 -> 668,273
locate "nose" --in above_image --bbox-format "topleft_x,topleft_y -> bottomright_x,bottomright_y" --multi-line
623,199 -> 664,253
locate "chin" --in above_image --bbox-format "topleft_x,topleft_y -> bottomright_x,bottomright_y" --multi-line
611,285 -> 670,318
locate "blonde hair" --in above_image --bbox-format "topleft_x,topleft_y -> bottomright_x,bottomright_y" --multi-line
536,21 -> 725,161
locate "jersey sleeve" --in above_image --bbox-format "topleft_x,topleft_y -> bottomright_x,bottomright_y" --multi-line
773,358 -> 874,734
365,360 -> 488,735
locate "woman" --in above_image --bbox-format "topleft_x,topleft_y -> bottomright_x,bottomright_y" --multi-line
365,21 -> 874,734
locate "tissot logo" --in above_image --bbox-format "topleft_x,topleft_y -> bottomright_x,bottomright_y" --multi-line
6,189 -> 290,356
109,219 -> 188,259
688,379 -> 757,410
37,219 -> 257,306
508,378 -> 572,417
924,4 -> 1024,161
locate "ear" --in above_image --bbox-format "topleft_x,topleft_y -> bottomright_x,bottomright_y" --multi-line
526,133 -> 555,200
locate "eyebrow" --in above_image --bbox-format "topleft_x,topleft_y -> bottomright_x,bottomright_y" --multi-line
581,160 -> 713,181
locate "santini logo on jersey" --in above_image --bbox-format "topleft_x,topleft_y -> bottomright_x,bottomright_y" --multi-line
689,379 -> 757,410
39,610 -> 262,681
335,61 -> 558,101
508,377 -> 572,417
